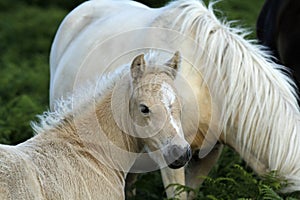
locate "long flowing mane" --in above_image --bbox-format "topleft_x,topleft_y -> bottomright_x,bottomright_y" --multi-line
166,0 -> 300,191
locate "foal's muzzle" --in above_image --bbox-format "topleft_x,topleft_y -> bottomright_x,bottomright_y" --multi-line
164,145 -> 192,169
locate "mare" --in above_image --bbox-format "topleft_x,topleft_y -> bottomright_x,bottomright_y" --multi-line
0,52 -> 191,199
50,0 -> 300,199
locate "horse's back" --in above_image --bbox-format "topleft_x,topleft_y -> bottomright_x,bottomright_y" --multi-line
50,0 -> 151,72
49,0 -> 160,107
0,145 -> 42,200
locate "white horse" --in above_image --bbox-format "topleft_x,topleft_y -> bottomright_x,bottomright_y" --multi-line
0,52 -> 191,199
49,0 -> 300,199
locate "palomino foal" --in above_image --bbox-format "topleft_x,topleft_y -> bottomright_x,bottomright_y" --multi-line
0,52 -> 191,200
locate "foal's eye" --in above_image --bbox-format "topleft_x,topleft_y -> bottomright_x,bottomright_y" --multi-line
139,104 -> 150,115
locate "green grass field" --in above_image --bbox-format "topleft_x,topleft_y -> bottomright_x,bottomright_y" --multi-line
1,0 -> 299,199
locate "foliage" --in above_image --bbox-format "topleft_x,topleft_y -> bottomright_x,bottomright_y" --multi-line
0,0 -> 85,11
1,0 -> 299,199
156,150 -> 293,199
128,172 -> 166,200
194,165 -> 283,199
130,147 -> 300,199
0,3 -> 66,144
207,0 -> 264,30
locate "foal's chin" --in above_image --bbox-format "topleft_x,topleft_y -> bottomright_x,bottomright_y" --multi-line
167,157 -> 190,169
168,162 -> 187,169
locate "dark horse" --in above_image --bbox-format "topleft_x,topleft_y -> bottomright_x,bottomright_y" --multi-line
257,0 -> 300,83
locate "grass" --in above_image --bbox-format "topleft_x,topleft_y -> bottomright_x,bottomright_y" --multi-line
0,4 -> 67,144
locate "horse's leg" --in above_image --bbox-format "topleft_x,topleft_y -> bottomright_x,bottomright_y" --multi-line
161,167 -> 187,200
186,143 -> 223,200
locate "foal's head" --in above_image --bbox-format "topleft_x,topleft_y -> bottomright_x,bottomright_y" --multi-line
129,51 -> 191,169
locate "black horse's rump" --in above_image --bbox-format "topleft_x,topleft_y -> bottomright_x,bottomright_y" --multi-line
257,0 -> 300,83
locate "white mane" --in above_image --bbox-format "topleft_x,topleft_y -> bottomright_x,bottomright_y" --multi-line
167,0 -> 300,191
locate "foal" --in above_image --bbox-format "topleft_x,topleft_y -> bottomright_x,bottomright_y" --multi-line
0,52 -> 191,199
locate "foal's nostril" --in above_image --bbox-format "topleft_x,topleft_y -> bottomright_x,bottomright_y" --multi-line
170,145 -> 182,159
168,145 -> 192,161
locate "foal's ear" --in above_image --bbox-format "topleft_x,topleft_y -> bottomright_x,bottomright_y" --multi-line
131,54 -> 146,82
165,51 -> 181,79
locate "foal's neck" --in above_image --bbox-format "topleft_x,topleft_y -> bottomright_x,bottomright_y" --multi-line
71,87 -> 140,173
37,81 -> 140,175
96,92 -> 140,153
